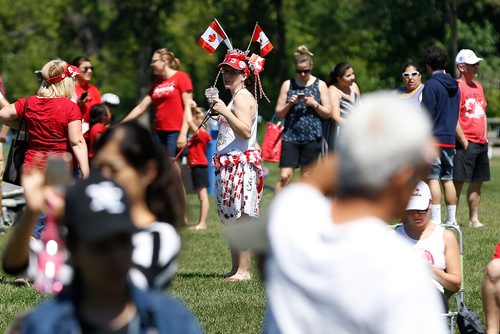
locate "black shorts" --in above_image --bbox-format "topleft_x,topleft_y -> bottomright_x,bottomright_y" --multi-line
191,166 -> 209,189
279,139 -> 322,168
453,142 -> 490,183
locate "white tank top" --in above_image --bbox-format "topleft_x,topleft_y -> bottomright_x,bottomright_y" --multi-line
216,89 -> 258,154
396,225 -> 446,292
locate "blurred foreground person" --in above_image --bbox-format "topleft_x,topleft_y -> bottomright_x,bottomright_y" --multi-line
265,93 -> 447,333
8,174 -> 202,333
483,241 -> 500,334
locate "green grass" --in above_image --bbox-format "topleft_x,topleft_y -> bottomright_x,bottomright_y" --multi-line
0,158 -> 499,333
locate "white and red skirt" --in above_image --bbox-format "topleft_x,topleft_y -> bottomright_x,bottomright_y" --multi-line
213,148 -> 264,224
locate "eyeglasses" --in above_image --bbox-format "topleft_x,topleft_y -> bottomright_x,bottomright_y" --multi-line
296,69 -> 312,74
81,66 -> 94,73
402,71 -> 419,78
407,208 -> 429,215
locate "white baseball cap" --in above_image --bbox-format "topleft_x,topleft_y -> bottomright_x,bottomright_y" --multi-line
406,181 -> 432,211
455,49 -> 484,65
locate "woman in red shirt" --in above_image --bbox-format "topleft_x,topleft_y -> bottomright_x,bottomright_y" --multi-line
0,59 -> 89,178
72,56 -> 102,133
122,48 -> 194,157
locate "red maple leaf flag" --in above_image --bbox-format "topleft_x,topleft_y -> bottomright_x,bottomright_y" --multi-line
199,20 -> 228,54
251,24 -> 274,57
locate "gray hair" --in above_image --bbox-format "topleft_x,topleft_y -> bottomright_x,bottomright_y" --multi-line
336,92 -> 433,199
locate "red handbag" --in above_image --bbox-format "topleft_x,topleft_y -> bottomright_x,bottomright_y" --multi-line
261,117 -> 283,163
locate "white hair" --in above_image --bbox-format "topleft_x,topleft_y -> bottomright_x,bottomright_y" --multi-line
337,91 -> 433,198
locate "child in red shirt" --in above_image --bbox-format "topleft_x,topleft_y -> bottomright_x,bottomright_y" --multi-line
88,104 -> 111,159
187,107 -> 211,230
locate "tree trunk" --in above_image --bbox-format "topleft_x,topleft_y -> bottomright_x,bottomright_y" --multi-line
444,0 -> 459,78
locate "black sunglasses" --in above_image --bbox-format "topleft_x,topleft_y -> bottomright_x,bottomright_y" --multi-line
81,66 -> 94,73
407,208 -> 429,214
296,69 -> 311,74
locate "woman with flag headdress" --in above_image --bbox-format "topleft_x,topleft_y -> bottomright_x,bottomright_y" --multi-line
211,49 -> 264,281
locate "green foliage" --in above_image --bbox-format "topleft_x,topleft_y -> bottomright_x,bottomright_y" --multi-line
0,0 -> 497,118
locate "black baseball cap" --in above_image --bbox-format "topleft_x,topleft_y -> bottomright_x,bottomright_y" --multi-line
64,173 -> 136,241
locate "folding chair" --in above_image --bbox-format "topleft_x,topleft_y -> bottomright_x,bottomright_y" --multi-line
440,224 -> 463,334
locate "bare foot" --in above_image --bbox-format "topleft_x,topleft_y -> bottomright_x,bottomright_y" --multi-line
224,273 -> 251,281
223,270 -> 237,278
189,224 -> 207,231
469,220 -> 484,228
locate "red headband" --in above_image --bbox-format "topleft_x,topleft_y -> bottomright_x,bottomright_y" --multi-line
45,65 -> 80,84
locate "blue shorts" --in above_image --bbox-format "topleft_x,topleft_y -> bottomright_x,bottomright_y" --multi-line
429,147 -> 455,180
154,131 -> 180,158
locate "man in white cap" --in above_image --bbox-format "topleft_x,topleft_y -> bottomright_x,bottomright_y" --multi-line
454,49 -> 489,228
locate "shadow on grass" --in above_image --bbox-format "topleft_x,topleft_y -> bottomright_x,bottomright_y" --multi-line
177,272 -> 223,279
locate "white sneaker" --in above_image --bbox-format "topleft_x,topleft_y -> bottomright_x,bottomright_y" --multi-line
446,221 -> 459,227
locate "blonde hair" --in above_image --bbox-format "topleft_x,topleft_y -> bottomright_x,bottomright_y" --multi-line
155,48 -> 181,70
294,45 -> 314,66
37,59 -> 75,98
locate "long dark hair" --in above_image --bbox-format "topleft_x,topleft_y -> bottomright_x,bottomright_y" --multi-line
327,62 -> 352,86
93,121 -> 183,227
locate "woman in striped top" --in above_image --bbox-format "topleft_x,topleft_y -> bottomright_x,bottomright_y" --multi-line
327,62 -> 361,151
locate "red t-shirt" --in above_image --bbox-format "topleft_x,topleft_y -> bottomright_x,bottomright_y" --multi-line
88,123 -> 107,159
457,80 -> 488,144
14,96 -> 82,168
493,241 -> 500,259
148,71 -> 193,132
75,82 -> 102,123
187,128 -> 211,167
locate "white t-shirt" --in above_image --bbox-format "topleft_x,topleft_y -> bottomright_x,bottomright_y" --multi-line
129,221 -> 180,290
265,183 -> 447,334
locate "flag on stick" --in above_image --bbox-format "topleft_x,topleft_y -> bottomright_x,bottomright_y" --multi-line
250,23 -> 274,56
199,19 -> 232,54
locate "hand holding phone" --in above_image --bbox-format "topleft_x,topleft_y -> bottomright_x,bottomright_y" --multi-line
79,91 -> 88,102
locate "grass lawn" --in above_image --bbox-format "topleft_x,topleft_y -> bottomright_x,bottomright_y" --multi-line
0,157 -> 499,333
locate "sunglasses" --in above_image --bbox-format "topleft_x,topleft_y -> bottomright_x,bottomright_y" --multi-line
402,71 -> 419,78
296,69 -> 312,74
81,66 -> 94,73
407,208 -> 429,214
221,69 -> 243,76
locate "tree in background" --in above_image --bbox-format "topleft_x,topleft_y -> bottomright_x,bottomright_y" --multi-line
0,0 -> 497,120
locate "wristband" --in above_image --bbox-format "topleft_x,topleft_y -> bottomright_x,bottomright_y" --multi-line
315,102 -> 320,109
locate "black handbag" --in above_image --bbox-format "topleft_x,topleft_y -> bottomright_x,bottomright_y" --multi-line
456,294 -> 486,334
3,98 -> 30,185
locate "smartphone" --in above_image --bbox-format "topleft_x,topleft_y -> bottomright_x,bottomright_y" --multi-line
297,92 -> 305,100
46,155 -> 72,195
79,91 -> 88,102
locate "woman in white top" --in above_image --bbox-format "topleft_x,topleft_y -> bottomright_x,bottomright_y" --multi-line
210,49 -> 263,281
396,181 -> 461,311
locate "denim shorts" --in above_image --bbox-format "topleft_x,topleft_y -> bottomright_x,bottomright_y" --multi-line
154,131 -> 180,158
429,147 -> 455,180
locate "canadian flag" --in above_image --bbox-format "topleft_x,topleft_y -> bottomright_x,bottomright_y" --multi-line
199,20 -> 228,54
251,24 -> 274,57
248,53 -> 265,74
